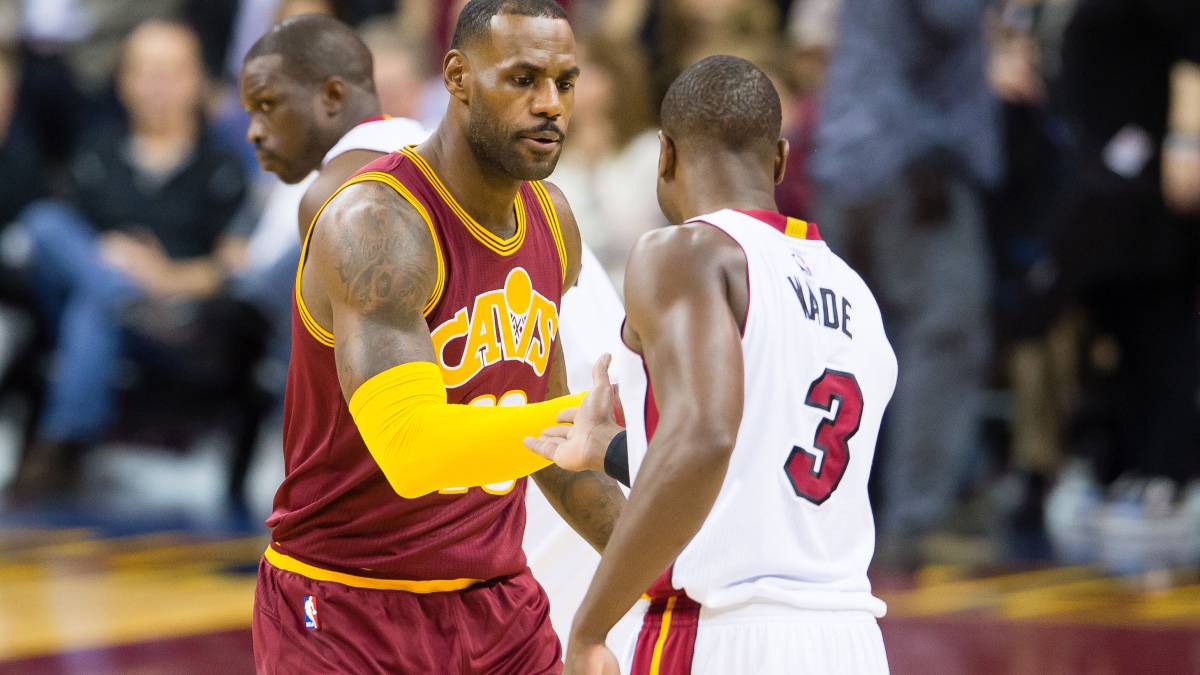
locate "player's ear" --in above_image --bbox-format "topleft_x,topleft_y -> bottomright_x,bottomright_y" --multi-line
658,130 -> 676,181
774,138 -> 789,185
320,76 -> 346,117
444,49 -> 469,104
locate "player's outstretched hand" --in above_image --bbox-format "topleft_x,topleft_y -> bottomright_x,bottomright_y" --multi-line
563,641 -> 620,675
524,353 -> 622,473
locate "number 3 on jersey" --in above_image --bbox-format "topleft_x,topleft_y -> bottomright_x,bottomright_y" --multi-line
784,369 -> 863,505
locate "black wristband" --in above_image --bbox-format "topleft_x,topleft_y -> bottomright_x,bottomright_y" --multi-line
603,430 -> 630,488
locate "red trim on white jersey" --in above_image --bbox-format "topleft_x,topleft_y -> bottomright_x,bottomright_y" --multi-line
733,208 -> 823,241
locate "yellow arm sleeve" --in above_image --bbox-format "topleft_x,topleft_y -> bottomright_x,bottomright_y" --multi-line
348,361 -> 585,499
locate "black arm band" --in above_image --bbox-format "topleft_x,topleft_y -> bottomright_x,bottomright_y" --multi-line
603,430 -> 630,488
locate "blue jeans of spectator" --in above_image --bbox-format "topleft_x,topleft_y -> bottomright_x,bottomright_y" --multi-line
20,200 -> 144,444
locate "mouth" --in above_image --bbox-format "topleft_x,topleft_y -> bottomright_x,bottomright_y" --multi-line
518,130 -> 563,150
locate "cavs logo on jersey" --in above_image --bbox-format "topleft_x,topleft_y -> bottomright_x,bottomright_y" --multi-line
430,267 -> 558,388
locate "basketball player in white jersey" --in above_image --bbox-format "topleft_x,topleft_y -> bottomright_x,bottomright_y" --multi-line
241,13 -> 634,650
526,55 -> 897,674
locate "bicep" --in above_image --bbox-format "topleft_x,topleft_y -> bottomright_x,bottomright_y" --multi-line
625,234 -> 744,441
307,182 -> 440,399
545,338 -> 569,399
543,181 -> 583,293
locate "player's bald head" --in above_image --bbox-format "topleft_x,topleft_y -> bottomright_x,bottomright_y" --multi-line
245,14 -> 374,91
661,55 -> 781,153
450,0 -> 567,51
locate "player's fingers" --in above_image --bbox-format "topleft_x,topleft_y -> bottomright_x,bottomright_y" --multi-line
523,436 -> 560,459
541,425 -> 571,439
591,353 -> 612,389
555,407 -> 579,424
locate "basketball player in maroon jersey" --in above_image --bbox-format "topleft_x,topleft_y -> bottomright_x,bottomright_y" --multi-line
246,2 -> 625,672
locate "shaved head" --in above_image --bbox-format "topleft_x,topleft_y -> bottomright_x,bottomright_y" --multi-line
245,14 -> 374,92
655,55 -> 789,225
661,55 -> 781,152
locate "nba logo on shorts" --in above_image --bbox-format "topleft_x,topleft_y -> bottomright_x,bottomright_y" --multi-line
303,595 -> 319,630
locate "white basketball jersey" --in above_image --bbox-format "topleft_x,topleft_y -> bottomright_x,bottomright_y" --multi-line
613,208 -> 897,616
322,115 -> 429,163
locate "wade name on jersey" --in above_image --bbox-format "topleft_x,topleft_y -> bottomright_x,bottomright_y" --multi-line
431,267 -> 559,390
788,270 -> 854,339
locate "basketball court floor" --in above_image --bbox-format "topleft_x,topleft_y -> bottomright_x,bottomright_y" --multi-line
0,435 -> 1196,674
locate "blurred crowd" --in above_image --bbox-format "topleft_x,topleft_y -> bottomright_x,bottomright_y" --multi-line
0,0 -> 1195,575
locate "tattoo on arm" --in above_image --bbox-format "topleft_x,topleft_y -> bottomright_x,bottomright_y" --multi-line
532,320 -> 626,551
533,465 -> 625,553
308,181 -> 438,399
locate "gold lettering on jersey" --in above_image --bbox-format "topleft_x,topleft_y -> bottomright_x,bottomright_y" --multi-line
430,267 -> 559,388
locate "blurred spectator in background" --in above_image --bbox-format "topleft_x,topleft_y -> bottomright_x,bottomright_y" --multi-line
772,0 -> 841,220
548,36 -> 662,290
11,0 -> 192,169
983,0 -> 1078,549
0,47 -> 45,238
813,0 -> 1000,565
646,0 -> 785,102
1045,0 -> 1200,568
8,20 -> 248,497
0,46 -> 46,392
359,15 -> 429,122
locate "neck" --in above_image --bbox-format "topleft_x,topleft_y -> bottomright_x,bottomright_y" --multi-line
136,114 -> 197,145
678,155 -> 778,222
418,119 -> 524,236
325,96 -> 383,150
130,116 -> 197,173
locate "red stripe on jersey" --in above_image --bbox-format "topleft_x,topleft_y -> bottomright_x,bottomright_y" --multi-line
734,208 -> 823,241
641,359 -> 680,599
643,361 -> 660,441
646,564 -> 676,600
630,593 -> 701,675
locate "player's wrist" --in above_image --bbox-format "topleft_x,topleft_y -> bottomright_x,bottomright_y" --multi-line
568,618 -> 609,647
587,422 -> 624,474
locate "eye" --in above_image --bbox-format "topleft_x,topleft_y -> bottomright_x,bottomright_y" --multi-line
557,80 -> 575,92
512,76 -> 533,87
258,100 -> 274,113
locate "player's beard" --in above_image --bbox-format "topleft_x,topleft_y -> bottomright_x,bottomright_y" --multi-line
466,105 -> 561,181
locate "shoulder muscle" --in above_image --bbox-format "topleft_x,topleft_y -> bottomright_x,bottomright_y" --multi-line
309,180 -> 437,319
298,149 -> 386,239
540,180 -> 583,292
624,223 -> 745,328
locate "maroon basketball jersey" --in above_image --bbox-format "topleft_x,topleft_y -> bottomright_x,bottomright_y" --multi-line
270,145 -> 568,583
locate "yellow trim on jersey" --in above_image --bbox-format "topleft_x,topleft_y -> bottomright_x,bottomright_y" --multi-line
295,190 -> 337,347
264,545 -> 481,592
784,217 -> 810,239
294,171 -> 448,347
530,181 -> 568,286
399,146 -> 527,256
648,595 -> 678,675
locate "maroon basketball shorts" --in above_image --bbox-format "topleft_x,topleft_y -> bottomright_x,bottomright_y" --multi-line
252,559 -> 562,674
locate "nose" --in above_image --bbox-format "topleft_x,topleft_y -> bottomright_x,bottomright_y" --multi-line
530,79 -> 564,120
246,115 -> 264,147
